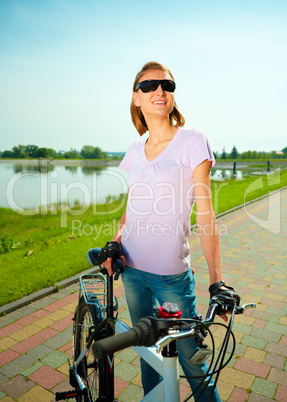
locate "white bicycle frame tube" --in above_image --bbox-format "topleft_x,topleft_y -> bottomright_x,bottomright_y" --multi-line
115,318 -> 180,402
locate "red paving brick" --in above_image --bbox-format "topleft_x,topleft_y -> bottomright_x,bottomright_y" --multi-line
51,377 -> 73,394
29,365 -> 66,389
0,374 -> 35,399
49,315 -> 73,331
195,289 -> 210,298
65,347 -> 73,357
179,383 -> 190,400
275,384 -> 287,402
252,319 -> 265,329
241,259 -> 255,265
16,315 -> 38,326
228,387 -> 249,402
244,308 -> 253,316
62,293 -> 79,303
279,335 -> 287,346
263,353 -> 285,370
268,368 -> 287,387
43,299 -> 69,312
260,298 -> 285,308
0,349 -> 20,365
31,310 -> 50,319
37,327 -> 59,340
10,334 -> 43,354
132,356 -> 141,367
196,304 -> 207,313
58,342 -> 73,357
238,287 -> 253,294
234,358 -> 270,378
0,322 -> 24,338
58,341 -> 73,352
114,286 -> 125,298
265,342 -> 287,356
253,279 -> 270,286
114,377 -> 129,397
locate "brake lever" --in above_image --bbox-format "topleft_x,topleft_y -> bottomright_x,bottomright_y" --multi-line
235,303 -> 256,314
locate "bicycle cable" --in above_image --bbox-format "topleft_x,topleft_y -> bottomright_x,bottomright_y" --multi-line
208,305 -> 237,401
182,312 -> 236,402
182,323 -> 215,402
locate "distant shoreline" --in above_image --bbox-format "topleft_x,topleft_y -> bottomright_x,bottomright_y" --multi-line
0,159 -> 121,167
0,159 -> 287,168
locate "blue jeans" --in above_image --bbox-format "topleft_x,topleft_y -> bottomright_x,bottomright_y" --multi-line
121,266 -> 221,401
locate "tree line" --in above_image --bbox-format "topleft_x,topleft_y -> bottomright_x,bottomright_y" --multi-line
1,144 -> 286,161
0,145 -> 114,160
219,146 -> 287,160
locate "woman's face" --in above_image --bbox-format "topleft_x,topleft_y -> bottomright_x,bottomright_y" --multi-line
133,69 -> 175,120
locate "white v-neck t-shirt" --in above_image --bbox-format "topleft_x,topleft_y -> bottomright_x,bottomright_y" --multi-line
119,128 -> 215,275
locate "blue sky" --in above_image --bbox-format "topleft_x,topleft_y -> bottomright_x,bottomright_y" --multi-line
0,0 -> 286,154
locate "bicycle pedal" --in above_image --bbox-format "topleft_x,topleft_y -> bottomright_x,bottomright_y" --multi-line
55,389 -> 85,400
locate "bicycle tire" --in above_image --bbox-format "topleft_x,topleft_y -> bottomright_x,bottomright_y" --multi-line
73,294 -> 105,402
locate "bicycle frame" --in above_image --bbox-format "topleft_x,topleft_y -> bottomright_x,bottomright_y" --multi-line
74,273 -> 185,402
59,271 -> 255,402
115,318 -> 182,402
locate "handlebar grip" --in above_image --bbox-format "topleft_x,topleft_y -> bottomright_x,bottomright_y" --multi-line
93,318 -> 158,359
87,248 -> 124,273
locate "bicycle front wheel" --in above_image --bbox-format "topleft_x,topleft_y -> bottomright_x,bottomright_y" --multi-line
74,295 -> 105,402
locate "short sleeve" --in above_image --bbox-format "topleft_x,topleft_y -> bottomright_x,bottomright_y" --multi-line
188,130 -> 216,171
119,143 -> 134,173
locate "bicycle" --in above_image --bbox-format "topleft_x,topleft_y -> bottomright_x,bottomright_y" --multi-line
55,248 -> 256,402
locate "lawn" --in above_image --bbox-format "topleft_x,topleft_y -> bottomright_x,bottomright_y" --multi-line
0,169 -> 286,307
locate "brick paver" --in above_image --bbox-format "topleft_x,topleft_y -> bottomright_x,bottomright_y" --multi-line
0,187 -> 286,400
29,365 -> 66,389
0,375 -> 35,399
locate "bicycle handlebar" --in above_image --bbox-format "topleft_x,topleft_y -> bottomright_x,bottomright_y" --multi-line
93,317 -> 158,359
93,297 -> 256,360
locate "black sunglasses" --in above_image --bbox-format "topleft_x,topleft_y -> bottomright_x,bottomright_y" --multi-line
135,79 -> 176,93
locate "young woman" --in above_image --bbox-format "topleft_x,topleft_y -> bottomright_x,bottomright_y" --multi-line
98,62 -> 239,401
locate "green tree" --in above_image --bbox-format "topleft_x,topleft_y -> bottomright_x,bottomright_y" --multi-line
80,145 -> 95,159
221,147 -> 227,159
231,146 -> 238,159
46,148 -> 57,157
12,145 -> 26,158
80,145 -> 107,159
24,145 -> 39,158
37,148 -> 49,158
282,146 -> 287,155
2,150 -> 14,158
64,148 -> 79,159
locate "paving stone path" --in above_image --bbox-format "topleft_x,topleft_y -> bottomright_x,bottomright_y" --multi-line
0,188 -> 286,401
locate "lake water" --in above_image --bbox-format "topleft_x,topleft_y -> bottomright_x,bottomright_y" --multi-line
0,163 -> 128,210
0,162 -> 249,211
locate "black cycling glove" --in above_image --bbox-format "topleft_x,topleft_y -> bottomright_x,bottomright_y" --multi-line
97,241 -> 125,264
209,280 -> 240,306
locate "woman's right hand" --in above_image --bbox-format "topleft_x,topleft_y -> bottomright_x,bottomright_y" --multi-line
102,255 -> 126,276
98,241 -> 126,276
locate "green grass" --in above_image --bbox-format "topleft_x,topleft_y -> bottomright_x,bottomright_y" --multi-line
0,169 -> 287,307
189,168 -> 286,225
0,195 -> 127,307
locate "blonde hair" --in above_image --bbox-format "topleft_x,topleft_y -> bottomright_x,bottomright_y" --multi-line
130,62 -> 185,136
